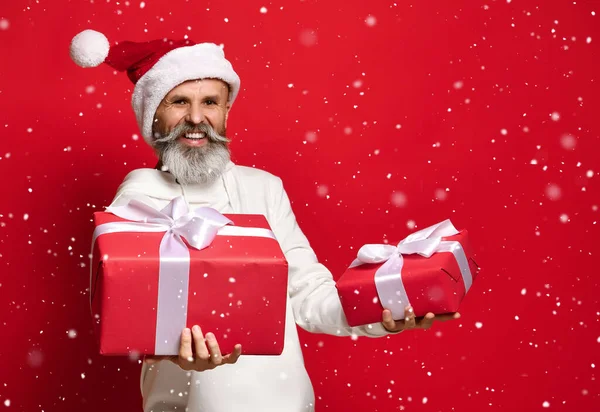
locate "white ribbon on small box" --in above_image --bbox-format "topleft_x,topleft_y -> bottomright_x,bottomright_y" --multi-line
90,196 -> 276,355
349,219 -> 474,320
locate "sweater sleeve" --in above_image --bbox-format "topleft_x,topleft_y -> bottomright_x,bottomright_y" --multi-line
140,361 -> 191,412
268,176 -> 401,338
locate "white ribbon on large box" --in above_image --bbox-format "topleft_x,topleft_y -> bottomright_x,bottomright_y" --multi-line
90,196 -> 276,354
349,219 -> 473,320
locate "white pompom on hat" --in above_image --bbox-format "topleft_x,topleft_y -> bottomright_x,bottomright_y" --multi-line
69,29 -> 110,68
68,29 -> 241,145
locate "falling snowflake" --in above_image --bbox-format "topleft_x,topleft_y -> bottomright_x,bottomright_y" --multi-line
316,185 -> 329,197
391,191 -> 407,207
475,322 -> 483,329
68,329 -> 78,338
560,134 -> 577,150
365,15 -> 377,27
559,213 -> 569,223
299,29 -> 317,46
406,220 -> 416,230
434,188 -> 448,201
129,351 -> 141,362
27,348 -> 44,368
551,111 -> 560,121
305,131 -> 317,143
453,80 -> 464,89
0,19 -> 9,30
260,7 -> 268,14
542,401 -> 550,408
545,183 -> 562,201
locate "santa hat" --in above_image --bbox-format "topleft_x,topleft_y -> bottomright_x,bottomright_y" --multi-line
69,29 -> 241,145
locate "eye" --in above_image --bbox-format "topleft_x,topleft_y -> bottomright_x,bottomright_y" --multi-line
174,100 -> 187,105
205,100 -> 216,105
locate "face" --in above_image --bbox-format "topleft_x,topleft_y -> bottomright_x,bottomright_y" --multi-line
151,78 -> 232,185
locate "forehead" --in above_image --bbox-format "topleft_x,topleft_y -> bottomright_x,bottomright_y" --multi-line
166,78 -> 229,97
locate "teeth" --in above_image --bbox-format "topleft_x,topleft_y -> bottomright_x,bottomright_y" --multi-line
184,132 -> 206,139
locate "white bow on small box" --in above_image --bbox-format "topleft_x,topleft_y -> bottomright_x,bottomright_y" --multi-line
348,219 -> 474,320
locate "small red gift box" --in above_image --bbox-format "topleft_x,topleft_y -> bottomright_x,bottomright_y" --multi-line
90,197 -> 288,356
336,220 -> 479,327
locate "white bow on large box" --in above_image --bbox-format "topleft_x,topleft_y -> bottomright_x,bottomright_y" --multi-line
90,196 -> 276,354
349,219 -> 474,320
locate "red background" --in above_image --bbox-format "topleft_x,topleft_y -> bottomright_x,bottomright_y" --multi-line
0,0 -> 598,411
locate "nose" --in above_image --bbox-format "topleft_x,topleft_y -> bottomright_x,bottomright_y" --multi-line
184,102 -> 205,125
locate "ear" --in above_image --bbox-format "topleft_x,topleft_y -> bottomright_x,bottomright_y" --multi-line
224,104 -> 231,127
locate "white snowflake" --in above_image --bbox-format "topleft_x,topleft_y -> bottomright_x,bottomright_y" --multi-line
560,134 -> 577,150
391,191 -> 407,207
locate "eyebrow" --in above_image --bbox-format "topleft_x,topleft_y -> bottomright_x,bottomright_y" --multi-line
167,94 -> 222,102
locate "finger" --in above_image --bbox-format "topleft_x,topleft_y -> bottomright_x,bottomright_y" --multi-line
144,355 -> 164,365
191,325 -> 210,361
179,328 -> 194,362
433,312 -> 461,322
144,355 -> 175,365
418,312 -> 435,329
205,332 -> 223,366
382,309 -> 397,331
404,306 -> 416,329
223,344 -> 243,364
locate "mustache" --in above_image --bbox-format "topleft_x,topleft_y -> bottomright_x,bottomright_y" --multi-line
153,123 -> 230,144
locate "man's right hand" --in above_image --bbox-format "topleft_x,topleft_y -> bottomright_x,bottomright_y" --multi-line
144,325 -> 242,372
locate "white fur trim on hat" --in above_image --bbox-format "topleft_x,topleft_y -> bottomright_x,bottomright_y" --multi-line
132,43 -> 241,144
69,29 -> 110,68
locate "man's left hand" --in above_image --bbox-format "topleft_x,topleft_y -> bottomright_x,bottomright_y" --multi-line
381,305 -> 461,333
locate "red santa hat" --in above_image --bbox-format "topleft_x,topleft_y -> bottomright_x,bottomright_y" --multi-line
69,29 -> 241,145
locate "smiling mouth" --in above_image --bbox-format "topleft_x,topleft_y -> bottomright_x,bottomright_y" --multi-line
181,132 -> 207,140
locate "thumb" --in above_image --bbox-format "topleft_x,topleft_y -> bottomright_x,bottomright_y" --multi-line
144,356 -> 165,365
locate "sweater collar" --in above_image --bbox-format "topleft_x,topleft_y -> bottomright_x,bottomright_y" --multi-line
116,160 -> 237,207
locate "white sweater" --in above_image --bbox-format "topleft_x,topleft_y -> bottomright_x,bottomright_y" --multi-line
109,161 -> 395,412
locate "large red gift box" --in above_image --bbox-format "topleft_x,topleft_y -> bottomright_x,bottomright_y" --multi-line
90,205 -> 288,356
336,220 -> 479,327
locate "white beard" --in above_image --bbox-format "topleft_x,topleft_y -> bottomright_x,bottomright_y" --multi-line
152,123 -> 231,185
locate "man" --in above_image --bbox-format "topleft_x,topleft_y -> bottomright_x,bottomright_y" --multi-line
70,30 -> 460,411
